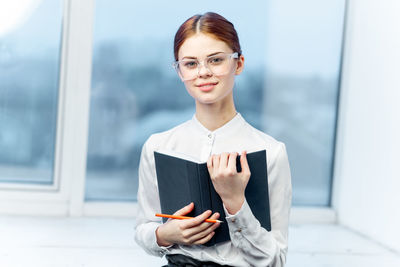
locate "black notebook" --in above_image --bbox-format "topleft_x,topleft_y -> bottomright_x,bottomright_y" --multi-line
154,149 -> 271,247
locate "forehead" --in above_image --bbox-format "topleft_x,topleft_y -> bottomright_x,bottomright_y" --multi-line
178,33 -> 232,59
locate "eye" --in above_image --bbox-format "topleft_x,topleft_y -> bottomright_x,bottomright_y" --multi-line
182,60 -> 198,69
208,56 -> 225,65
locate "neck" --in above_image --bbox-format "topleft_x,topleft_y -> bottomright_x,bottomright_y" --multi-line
195,95 -> 237,131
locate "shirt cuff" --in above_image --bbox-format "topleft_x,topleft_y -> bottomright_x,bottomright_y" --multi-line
223,199 -> 261,243
150,223 -> 173,257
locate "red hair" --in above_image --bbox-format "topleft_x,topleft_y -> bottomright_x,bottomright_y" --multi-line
173,12 -> 242,61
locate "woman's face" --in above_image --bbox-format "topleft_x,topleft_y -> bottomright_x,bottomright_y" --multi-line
177,33 -> 244,106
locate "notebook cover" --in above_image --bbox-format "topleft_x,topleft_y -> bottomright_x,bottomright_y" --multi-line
154,150 -> 270,246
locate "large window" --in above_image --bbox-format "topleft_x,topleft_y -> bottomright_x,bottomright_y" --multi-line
0,0 -> 63,184
86,0 -> 346,205
0,0 -> 345,212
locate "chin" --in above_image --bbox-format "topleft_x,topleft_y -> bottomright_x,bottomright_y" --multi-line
187,90 -> 214,103
195,94 -> 230,106
196,97 -> 218,105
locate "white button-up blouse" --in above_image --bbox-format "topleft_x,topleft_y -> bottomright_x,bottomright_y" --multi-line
134,113 -> 292,267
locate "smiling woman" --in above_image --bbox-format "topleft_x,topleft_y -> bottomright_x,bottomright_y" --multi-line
134,12 -> 292,267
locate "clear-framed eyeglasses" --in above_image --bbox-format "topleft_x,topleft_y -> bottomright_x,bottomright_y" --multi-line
172,52 -> 239,81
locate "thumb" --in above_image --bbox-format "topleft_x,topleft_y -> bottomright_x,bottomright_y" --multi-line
173,202 -> 194,216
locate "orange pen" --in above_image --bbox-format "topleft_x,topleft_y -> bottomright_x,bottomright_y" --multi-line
155,213 -> 223,223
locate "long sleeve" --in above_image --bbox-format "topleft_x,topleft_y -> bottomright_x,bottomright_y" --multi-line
223,143 -> 292,267
134,139 -> 171,257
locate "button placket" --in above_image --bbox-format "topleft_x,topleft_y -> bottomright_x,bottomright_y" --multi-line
200,133 -> 213,160
206,133 -> 215,157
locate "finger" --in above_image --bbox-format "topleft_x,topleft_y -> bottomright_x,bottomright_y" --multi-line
197,212 -> 220,229
183,212 -> 221,238
187,215 -> 221,244
173,202 -> 194,216
207,155 -> 213,171
193,231 -> 215,245
219,152 -> 229,170
240,151 -> 251,175
182,209 -> 212,228
193,212 -> 220,233
212,154 -> 220,170
190,223 -> 219,245
203,213 -> 221,231
227,152 -> 238,173
209,211 -> 220,220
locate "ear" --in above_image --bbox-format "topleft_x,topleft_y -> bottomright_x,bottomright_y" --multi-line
235,55 -> 245,75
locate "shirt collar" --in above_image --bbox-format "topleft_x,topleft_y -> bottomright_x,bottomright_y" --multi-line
190,112 -> 245,137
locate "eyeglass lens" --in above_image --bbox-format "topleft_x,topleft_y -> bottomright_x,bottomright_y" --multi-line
177,53 -> 236,81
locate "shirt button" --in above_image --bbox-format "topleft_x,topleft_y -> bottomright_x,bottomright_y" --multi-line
231,218 -> 236,223
237,228 -> 242,233
208,133 -> 212,138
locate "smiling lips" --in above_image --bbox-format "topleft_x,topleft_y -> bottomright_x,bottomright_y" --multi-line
196,82 -> 218,92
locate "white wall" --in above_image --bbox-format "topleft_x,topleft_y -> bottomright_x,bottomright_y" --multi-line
333,0 -> 400,252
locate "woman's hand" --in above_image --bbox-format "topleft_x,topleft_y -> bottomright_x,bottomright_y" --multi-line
207,151 -> 251,215
156,202 -> 220,247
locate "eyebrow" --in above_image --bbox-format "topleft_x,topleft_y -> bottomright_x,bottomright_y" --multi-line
181,52 -> 224,60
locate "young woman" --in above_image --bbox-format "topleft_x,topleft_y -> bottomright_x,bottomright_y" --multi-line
135,12 -> 292,267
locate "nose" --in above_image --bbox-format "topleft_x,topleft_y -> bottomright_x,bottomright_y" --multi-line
197,61 -> 212,77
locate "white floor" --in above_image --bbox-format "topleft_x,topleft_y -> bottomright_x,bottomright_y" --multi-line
0,216 -> 399,267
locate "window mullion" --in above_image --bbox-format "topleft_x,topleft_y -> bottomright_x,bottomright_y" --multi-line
60,0 -> 94,216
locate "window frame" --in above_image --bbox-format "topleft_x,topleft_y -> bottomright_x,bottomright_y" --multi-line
0,0 -> 93,216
